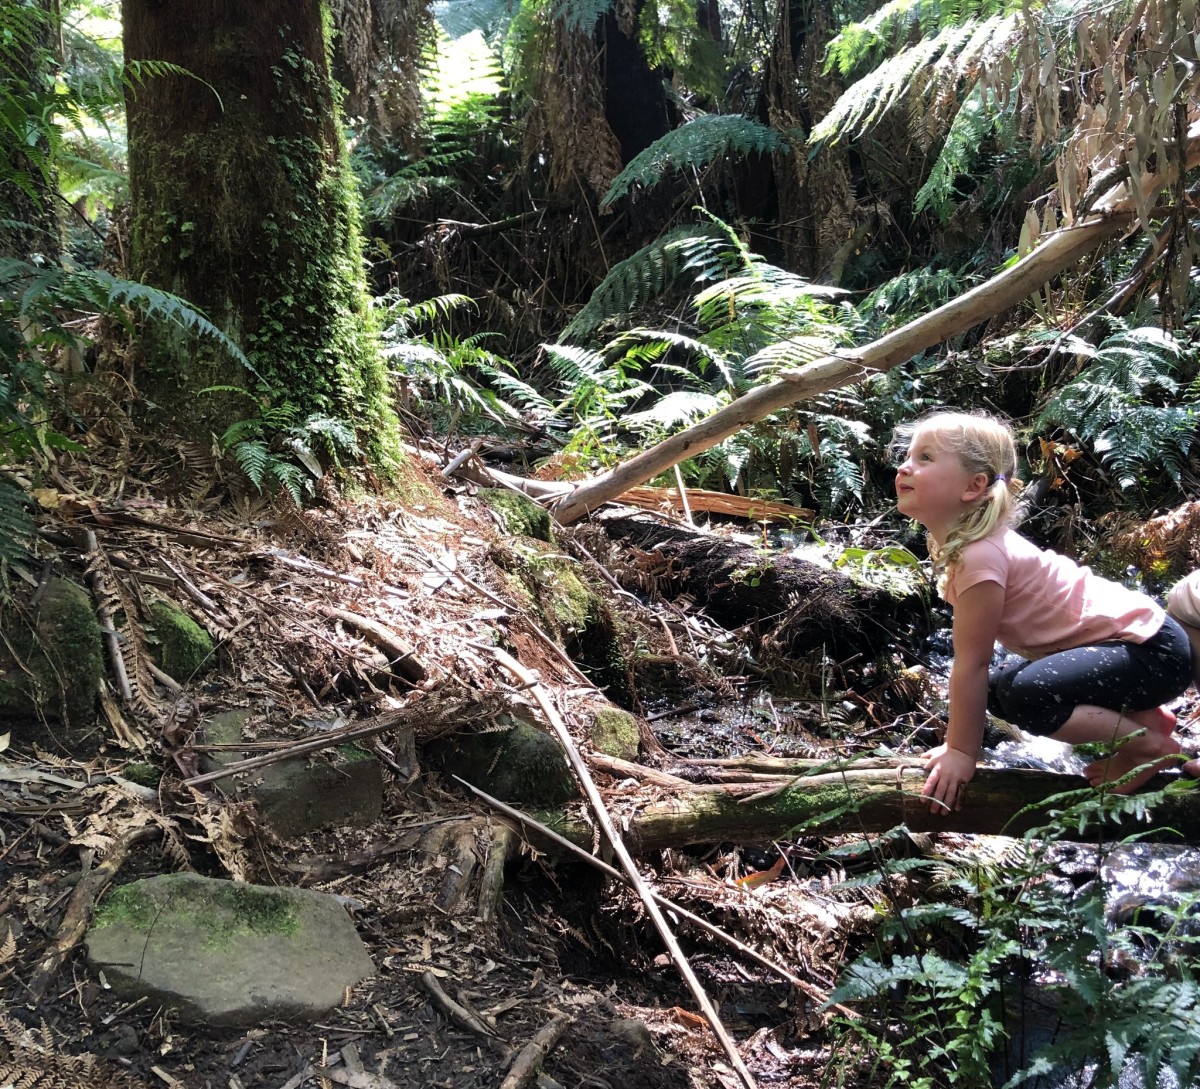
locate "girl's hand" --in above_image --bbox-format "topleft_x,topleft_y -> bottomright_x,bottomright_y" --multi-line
922,744 -> 978,814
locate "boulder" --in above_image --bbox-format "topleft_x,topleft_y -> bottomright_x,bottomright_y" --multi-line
86,873 -> 374,1026
198,710 -> 386,838
0,578 -> 102,745
146,599 -> 215,680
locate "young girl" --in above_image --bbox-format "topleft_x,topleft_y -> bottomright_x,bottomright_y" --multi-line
893,410 -> 1194,814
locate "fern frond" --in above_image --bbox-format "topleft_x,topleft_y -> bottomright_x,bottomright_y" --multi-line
623,389 -> 726,433
601,114 -> 788,209
231,440 -> 271,490
0,477 -> 35,567
434,0 -> 517,42
915,83 -> 995,219
813,12 -> 1020,145
562,222 -> 733,341
551,0 -> 616,33
1037,325 -> 1196,492
743,337 -> 840,376
607,328 -> 734,387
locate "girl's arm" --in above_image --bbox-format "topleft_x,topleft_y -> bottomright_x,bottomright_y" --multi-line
922,579 -> 1004,814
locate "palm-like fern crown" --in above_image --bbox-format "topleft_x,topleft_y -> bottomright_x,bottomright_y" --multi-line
814,0 -> 1198,255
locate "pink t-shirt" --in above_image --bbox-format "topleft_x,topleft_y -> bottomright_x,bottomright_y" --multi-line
945,527 -> 1163,660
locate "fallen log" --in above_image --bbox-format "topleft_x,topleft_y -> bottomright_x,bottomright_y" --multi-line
543,765 -> 1200,848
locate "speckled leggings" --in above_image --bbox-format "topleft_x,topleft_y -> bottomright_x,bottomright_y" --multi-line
987,615 -> 1195,736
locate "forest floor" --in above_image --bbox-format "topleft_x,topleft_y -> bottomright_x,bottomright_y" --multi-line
0,445 -> 909,1089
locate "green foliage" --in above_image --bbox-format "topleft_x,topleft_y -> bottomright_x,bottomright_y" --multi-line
377,290 -> 525,434
213,395 -> 361,505
823,0 -> 1018,78
825,783 -> 1200,1089
814,12 -> 1020,145
601,114 -> 789,209
562,221 -> 736,342
0,477 -> 36,569
914,83 -> 1002,220
1035,324 -> 1198,493
551,0 -> 616,34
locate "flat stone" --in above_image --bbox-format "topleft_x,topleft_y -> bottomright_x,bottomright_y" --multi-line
199,711 -> 386,837
86,874 -> 374,1027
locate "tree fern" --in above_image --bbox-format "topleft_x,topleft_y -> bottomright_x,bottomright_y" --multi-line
813,14 -> 1020,145
1036,325 -> 1198,492
600,114 -> 789,209
551,0 -> 617,34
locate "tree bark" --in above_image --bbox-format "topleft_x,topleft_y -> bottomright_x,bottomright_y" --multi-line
548,765 -> 1200,847
122,0 -> 399,457
551,124 -> 1200,525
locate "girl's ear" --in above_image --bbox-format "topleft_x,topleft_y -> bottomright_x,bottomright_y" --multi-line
961,472 -> 990,503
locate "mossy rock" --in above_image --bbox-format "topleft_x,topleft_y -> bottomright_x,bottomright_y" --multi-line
589,706 -> 640,761
427,716 -> 576,805
0,578 -> 102,742
479,488 -> 554,542
147,599 -> 215,680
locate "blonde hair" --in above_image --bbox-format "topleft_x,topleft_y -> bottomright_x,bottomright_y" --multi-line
893,410 -> 1021,595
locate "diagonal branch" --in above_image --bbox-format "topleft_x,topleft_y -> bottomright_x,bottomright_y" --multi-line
551,123 -> 1200,525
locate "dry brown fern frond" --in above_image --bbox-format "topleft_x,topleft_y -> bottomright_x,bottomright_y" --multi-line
0,1007 -> 151,1089
1106,501 -> 1200,583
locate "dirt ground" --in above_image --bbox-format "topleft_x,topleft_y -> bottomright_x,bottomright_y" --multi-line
0,453 -> 890,1089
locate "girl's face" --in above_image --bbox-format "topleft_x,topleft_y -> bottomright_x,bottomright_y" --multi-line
895,427 -> 988,540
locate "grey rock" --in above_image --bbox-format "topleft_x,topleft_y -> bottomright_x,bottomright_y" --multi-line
86,873 -> 374,1027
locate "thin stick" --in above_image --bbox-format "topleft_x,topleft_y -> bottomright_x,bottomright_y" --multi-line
672,464 -> 694,526
28,825 -> 161,999
181,710 -> 408,788
419,970 -> 507,1050
499,1014 -> 571,1089
482,648 -> 760,1089
453,775 -> 850,1016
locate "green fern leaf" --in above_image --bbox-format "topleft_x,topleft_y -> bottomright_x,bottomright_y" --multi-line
601,115 -> 789,209
232,440 -> 271,490
563,223 -> 734,341
0,477 -> 35,566
551,0 -> 616,33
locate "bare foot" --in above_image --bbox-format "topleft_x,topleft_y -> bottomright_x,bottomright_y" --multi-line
1083,728 -> 1182,793
1127,706 -> 1177,735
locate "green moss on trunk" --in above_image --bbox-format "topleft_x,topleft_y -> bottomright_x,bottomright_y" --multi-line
124,0 -> 401,467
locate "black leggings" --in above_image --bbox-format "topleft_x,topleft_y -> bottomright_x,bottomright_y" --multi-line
987,616 -> 1195,736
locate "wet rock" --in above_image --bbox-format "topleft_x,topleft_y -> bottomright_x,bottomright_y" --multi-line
86,873 -> 374,1026
199,710 -> 385,837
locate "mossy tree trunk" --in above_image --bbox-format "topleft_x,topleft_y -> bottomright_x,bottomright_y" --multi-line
122,0 -> 400,460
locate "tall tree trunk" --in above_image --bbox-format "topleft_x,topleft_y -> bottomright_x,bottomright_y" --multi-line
122,0 -> 399,459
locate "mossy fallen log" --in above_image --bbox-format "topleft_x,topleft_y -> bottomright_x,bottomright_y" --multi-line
542,765 -> 1200,848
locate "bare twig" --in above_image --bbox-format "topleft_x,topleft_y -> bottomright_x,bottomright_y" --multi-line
28,824 -> 161,999
419,970 -> 508,1050
480,647 -> 760,1089
84,529 -> 134,703
181,709 -> 410,788
499,1014 -> 571,1089
325,607 -> 427,683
